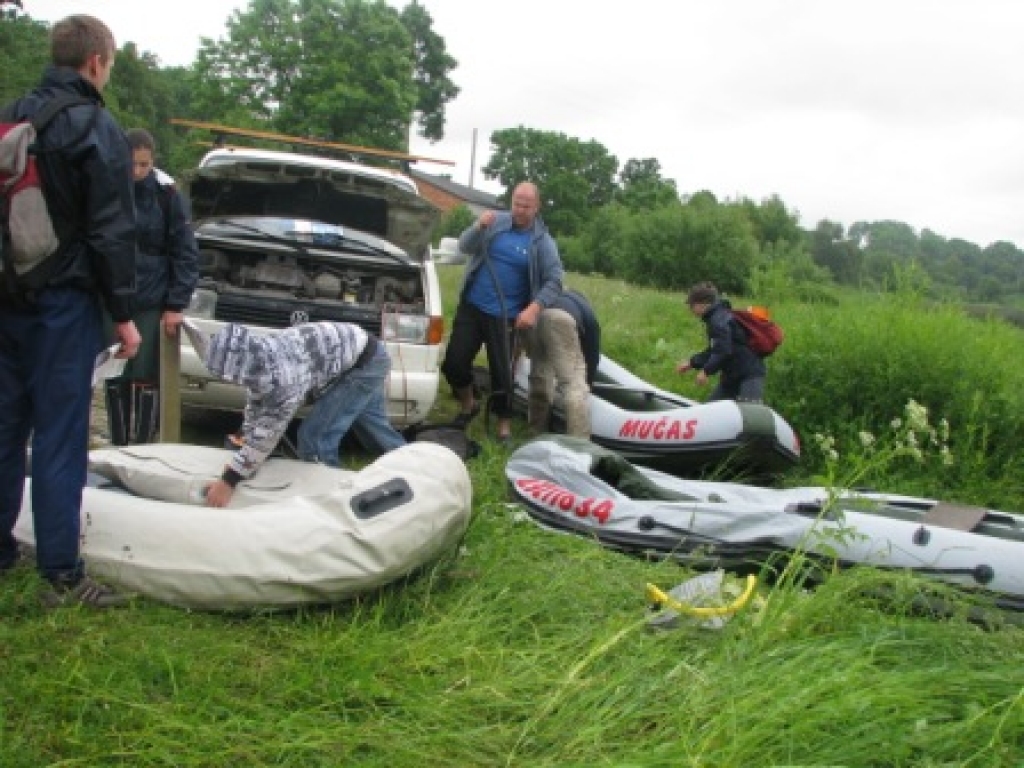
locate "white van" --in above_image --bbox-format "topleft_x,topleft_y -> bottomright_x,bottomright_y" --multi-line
178,147 -> 443,428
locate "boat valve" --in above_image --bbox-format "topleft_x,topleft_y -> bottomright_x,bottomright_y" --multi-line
972,564 -> 995,586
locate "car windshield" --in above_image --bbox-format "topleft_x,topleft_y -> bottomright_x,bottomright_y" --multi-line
204,217 -> 412,267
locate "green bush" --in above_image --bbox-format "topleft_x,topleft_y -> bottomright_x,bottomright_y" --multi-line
767,292 -> 1024,502
431,204 -> 475,247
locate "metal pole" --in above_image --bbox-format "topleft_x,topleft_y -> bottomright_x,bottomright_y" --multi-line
469,127 -> 477,189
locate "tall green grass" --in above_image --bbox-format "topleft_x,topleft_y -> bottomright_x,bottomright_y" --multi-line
1,269 -> 1023,766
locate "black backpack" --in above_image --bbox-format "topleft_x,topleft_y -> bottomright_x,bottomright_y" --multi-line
403,423 -> 481,461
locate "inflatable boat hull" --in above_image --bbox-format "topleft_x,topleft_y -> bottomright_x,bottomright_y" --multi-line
506,437 -> 1024,606
514,355 -> 800,476
15,442 -> 472,611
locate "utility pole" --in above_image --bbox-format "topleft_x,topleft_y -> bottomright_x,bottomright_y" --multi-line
469,128 -> 477,189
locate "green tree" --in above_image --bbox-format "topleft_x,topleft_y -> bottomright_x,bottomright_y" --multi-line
810,219 -> 865,286
979,241 -> 1024,299
739,194 -> 803,249
568,204 -> 632,275
615,157 -> 678,211
108,44 -> 171,137
852,220 -> 922,288
613,199 -> 759,294
190,0 -> 456,151
431,203 -> 474,246
0,11 -> 48,103
399,1 -> 459,141
483,126 -> 618,237
749,239 -> 836,305
160,66 -> 207,176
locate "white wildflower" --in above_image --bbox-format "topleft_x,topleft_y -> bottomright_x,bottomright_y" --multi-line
858,431 -> 876,448
813,433 -> 836,452
905,399 -> 929,433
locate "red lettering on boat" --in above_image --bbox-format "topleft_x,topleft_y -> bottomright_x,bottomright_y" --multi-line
591,500 -> 613,524
617,418 -> 700,441
514,478 -> 615,524
620,419 -> 642,438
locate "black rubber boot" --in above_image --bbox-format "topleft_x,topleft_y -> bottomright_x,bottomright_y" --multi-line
104,380 -> 130,446
132,383 -> 160,444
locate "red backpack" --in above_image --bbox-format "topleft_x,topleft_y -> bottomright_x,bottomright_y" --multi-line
0,94 -> 92,302
732,306 -> 784,357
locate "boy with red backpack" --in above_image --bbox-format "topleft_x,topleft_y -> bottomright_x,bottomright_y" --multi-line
676,281 -> 766,403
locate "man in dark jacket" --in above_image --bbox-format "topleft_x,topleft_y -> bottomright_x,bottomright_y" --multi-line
676,281 -> 765,402
524,289 -> 600,437
0,15 -> 140,607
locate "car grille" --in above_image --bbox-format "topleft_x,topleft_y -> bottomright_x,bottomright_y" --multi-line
214,293 -> 383,335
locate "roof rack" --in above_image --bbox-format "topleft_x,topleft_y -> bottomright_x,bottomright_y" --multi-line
169,118 -> 454,168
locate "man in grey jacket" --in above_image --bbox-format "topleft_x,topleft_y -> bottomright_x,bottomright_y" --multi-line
441,182 -> 563,444
188,321 -> 405,508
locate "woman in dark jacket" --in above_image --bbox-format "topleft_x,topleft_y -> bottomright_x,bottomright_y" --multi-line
676,281 -> 766,402
105,129 -> 199,444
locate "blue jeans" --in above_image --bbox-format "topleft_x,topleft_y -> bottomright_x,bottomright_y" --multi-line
296,343 -> 405,467
0,289 -> 103,582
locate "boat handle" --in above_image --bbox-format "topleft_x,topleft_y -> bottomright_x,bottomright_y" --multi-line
351,478 -> 413,520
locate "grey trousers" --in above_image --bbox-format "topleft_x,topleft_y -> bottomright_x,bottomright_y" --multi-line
524,308 -> 591,438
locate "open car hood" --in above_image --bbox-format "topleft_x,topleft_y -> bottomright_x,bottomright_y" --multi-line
183,152 -> 440,260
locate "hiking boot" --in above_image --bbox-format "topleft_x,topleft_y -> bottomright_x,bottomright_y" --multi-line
451,402 -> 481,430
41,575 -> 131,609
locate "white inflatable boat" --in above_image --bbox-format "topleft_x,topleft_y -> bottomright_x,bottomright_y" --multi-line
15,442 -> 472,611
513,355 -> 800,476
506,436 -> 1024,607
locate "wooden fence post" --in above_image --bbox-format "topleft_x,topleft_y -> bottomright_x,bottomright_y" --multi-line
159,328 -> 181,443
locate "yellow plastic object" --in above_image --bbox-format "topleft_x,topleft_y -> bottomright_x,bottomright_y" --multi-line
645,574 -> 758,618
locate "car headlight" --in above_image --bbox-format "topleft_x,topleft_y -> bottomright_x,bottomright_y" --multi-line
382,312 -> 429,344
186,288 -> 218,319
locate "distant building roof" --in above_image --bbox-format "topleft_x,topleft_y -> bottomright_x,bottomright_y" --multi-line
410,170 -> 503,212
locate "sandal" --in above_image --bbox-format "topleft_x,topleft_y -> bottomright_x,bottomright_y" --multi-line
451,402 -> 481,429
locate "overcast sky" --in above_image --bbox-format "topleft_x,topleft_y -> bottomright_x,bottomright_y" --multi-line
24,0 -> 1024,248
